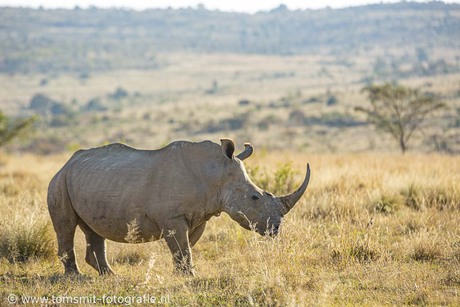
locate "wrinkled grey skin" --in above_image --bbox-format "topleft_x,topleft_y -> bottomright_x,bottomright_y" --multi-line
48,139 -> 310,276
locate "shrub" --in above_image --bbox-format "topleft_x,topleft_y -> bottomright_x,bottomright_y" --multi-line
371,194 -> 401,214
405,291 -> 428,306
0,111 -> 36,148
81,98 -> 108,112
402,184 -> 423,211
288,110 -> 305,126
109,87 -> 129,100
408,232 -> 442,262
50,102 -> 71,116
0,220 -> 55,263
410,244 -> 441,262
238,99 -> 250,106
332,233 -> 379,264
402,184 -> 459,211
29,93 -> 55,111
326,95 -> 338,106
112,249 -> 148,265
272,162 -> 298,195
441,269 -> 460,286
202,113 -> 249,133
423,187 -> 458,211
247,162 -> 298,195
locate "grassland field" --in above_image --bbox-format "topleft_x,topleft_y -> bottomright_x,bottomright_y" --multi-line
0,150 -> 459,305
0,52 -> 460,305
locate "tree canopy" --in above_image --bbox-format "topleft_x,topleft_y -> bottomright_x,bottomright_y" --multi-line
0,112 -> 36,148
356,83 -> 445,153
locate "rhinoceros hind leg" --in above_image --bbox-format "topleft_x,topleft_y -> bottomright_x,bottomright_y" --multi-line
79,221 -> 114,275
48,191 -> 80,274
56,224 -> 79,275
189,222 -> 206,248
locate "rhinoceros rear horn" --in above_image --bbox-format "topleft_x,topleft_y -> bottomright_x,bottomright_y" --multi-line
279,164 -> 310,213
236,143 -> 253,161
221,138 -> 235,160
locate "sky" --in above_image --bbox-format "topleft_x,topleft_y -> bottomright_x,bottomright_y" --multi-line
0,0 -> 459,13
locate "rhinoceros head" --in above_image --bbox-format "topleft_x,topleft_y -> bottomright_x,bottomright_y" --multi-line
219,139 -> 310,237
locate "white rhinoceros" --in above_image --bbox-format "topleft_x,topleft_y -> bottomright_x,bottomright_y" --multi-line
48,139 -> 310,276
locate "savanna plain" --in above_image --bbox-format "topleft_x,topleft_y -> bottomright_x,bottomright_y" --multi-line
1,18 -> 460,306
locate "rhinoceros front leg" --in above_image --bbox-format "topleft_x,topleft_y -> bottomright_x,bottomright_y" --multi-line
163,222 -> 195,276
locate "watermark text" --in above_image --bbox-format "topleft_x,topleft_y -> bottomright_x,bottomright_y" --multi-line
7,293 -> 170,305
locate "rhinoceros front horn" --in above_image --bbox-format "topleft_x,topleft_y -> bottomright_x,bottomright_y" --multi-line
279,164 -> 310,214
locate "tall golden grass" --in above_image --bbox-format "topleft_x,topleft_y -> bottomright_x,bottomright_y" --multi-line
0,151 -> 459,305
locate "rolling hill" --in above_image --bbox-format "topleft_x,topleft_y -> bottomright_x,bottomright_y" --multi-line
0,2 -> 459,73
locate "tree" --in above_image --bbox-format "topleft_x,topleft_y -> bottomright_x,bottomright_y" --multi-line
0,111 -> 36,148
356,83 -> 445,153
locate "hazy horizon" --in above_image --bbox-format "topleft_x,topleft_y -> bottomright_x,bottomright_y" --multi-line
1,0 -> 459,13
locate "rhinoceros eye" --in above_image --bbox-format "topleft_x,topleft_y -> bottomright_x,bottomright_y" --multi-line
251,195 -> 260,201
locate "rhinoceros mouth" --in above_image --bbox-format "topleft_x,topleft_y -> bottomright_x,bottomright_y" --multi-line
236,212 -> 280,237
254,223 -> 280,237
267,225 -> 280,237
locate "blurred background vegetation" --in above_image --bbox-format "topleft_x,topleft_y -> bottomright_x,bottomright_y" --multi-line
0,1 -> 459,154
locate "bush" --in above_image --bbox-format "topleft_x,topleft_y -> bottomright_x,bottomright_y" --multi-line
272,162 -> 298,195
402,184 -> 423,211
0,111 -> 36,148
29,93 -> 55,111
28,94 -> 72,117
371,194 -> 401,214
402,184 -> 460,211
81,98 -> 108,112
112,249 -> 148,265
301,111 -> 363,128
326,95 -> 338,106
332,232 -> 380,264
109,87 -> 129,100
0,220 -> 55,263
288,110 -> 305,126
238,99 -> 250,106
202,113 -> 250,133
409,240 -> 442,262
247,162 -> 298,195
23,137 -> 68,155
50,102 -> 71,116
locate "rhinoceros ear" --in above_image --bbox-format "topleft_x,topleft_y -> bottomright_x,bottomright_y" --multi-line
220,138 -> 235,160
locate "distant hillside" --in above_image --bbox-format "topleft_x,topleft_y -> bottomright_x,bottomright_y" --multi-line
0,2 -> 459,73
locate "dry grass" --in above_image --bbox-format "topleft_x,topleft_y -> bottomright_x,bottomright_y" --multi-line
0,150 -> 459,305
